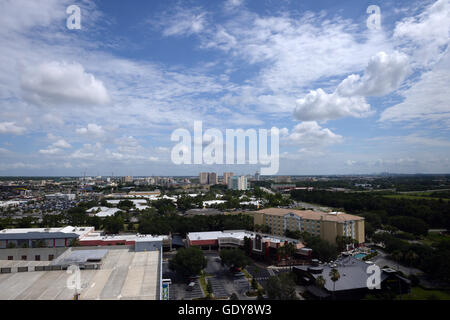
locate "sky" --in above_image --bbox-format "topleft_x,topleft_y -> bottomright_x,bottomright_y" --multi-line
0,0 -> 449,176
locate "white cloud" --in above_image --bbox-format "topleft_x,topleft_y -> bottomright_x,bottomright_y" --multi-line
0,122 -> 26,135
394,0 -> 450,66
294,89 -> 372,122
20,61 -> 110,107
52,139 -> 71,149
39,139 -> 71,155
76,123 -> 106,138
39,147 -> 61,155
380,49 -> 450,123
159,7 -> 207,37
294,51 -> 409,122
337,51 -> 410,97
284,121 -> 342,147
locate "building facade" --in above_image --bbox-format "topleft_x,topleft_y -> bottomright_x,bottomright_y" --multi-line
223,172 -> 234,185
228,175 -> 248,190
249,208 -> 365,245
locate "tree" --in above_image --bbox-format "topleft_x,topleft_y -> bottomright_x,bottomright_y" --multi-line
278,243 -> 296,260
391,251 -> 403,271
315,275 -> 326,300
266,272 -> 297,300
251,278 -> 258,291
206,280 -> 213,298
336,236 -> 357,252
118,200 -> 134,211
103,215 -> 124,234
230,293 -> 239,300
70,239 -> 80,247
256,288 -> 265,300
302,234 -> 338,262
329,268 -> 340,300
219,249 -> 251,271
87,216 -> 102,230
169,247 -> 207,278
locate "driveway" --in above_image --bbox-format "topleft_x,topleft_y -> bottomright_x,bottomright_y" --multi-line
372,249 -> 423,276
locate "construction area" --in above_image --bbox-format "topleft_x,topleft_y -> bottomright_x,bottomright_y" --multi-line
0,247 -> 161,300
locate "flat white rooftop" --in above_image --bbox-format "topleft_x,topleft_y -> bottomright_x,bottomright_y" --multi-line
0,226 -> 94,238
0,248 -> 161,300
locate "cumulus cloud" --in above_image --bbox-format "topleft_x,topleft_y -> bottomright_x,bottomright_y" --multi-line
294,89 -> 372,122
39,138 -> 72,155
284,121 -> 342,147
0,122 -> 26,135
20,61 -> 110,107
337,51 -> 409,97
294,51 -> 409,122
52,139 -> 71,149
76,123 -> 106,138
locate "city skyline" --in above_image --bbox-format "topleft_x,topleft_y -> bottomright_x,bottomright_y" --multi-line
0,0 -> 449,176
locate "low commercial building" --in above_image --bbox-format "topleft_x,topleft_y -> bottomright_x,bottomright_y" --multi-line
185,208 -> 223,217
1,226 -> 172,252
79,232 -> 171,251
293,255 -> 411,300
249,208 -> 365,245
0,226 -> 94,249
186,230 -> 311,263
44,193 -> 76,201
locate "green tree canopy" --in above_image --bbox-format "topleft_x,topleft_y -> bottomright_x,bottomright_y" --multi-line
266,272 -> 297,300
169,247 -> 207,277
219,249 -> 251,270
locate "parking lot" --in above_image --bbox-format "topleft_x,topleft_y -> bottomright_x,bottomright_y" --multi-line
162,260 -> 205,300
163,252 -> 255,300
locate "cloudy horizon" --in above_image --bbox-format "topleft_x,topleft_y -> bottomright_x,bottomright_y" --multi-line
0,0 -> 449,176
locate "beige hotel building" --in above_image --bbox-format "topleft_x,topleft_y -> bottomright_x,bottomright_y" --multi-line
249,208 -> 365,245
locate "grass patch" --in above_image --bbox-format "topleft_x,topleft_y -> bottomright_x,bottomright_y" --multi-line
199,272 -> 208,294
397,286 -> 450,300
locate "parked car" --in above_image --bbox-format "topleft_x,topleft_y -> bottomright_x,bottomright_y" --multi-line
233,272 -> 245,278
186,281 -> 196,291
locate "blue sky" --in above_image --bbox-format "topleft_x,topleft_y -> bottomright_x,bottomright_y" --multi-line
0,0 -> 449,176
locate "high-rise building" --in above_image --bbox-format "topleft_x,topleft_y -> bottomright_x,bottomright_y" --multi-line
255,171 -> 260,181
228,175 -> 248,190
208,172 -> 218,185
223,172 -> 234,185
122,176 -> 133,183
199,172 -> 209,185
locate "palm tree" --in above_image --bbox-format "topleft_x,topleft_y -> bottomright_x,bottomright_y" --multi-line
315,275 -> 326,300
391,251 -> 402,271
329,268 -> 340,300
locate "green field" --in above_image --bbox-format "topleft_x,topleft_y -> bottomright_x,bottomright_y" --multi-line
383,194 -> 450,202
397,286 -> 450,300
